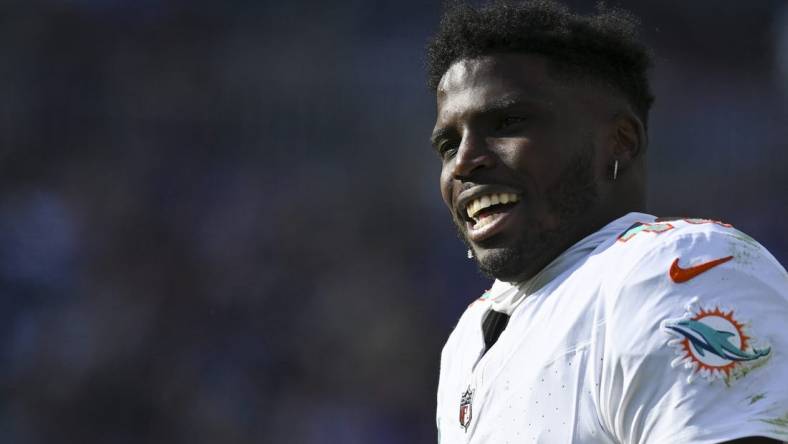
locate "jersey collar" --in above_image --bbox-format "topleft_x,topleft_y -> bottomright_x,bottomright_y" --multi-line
488,212 -> 656,315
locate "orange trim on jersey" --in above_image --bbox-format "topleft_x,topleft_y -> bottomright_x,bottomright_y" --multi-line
617,222 -> 674,242
683,218 -> 733,228
467,289 -> 493,307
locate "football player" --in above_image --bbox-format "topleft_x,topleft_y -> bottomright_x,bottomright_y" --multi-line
427,1 -> 788,443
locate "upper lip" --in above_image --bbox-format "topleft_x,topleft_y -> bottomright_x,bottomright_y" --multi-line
455,184 -> 522,222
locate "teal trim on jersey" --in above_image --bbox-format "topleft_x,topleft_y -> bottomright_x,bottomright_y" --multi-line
618,222 -> 673,242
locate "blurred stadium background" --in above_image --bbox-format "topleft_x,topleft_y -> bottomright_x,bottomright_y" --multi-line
0,1 -> 786,442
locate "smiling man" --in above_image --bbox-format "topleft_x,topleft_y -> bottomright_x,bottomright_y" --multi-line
428,2 -> 788,443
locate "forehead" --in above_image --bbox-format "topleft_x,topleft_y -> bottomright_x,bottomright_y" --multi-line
436,53 -> 558,111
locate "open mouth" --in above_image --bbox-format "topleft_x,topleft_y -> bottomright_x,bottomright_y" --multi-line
463,192 -> 520,232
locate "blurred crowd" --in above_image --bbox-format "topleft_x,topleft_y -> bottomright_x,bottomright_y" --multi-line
0,1 -> 786,443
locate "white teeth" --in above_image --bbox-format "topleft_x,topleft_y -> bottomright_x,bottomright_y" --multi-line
465,192 -> 520,220
473,213 -> 500,230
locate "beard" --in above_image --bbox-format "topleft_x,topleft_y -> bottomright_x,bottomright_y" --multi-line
456,149 -> 600,282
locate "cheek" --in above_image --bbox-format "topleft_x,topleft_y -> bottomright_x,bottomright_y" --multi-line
439,167 -> 454,209
502,141 -> 552,191
500,137 -> 543,169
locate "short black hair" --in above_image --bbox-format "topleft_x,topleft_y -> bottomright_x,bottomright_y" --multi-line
426,0 -> 655,129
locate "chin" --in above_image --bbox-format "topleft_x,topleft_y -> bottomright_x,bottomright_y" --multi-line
469,222 -> 569,283
474,246 -> 533,282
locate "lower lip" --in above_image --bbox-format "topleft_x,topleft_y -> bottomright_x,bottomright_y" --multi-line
465,205 -> 519,243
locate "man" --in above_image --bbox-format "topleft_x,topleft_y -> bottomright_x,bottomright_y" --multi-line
427,1 -> 787,443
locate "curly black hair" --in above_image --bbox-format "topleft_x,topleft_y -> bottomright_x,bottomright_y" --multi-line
426,0 -> 654,129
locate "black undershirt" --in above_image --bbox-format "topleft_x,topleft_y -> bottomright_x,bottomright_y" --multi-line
482,310 -> 510,353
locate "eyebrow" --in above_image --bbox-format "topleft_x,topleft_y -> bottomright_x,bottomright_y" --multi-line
477,94 -> 546,114
430,95 -> 547,147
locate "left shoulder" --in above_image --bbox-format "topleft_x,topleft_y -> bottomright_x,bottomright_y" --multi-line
601,216 -> 788,374
594,219 -> 788,442
608,217 -> 786,293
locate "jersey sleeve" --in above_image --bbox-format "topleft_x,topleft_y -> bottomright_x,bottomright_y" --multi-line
597,226 -> 788,444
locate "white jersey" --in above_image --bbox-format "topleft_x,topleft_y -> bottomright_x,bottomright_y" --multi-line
437,212 -> 788,443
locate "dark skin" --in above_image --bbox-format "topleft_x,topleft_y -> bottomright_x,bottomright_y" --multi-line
432,53 -> 646,283
431,53 -> 779,444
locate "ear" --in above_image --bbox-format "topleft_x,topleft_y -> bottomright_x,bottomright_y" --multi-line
611,110 -> 646,162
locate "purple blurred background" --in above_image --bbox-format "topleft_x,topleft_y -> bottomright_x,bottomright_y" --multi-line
0,1 -> 786,442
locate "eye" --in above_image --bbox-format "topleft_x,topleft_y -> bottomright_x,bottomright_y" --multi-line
437,140 -> 459,160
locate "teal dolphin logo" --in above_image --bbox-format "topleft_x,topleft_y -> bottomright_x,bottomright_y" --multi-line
663,302 -> 772,383
664,319 -> 770,362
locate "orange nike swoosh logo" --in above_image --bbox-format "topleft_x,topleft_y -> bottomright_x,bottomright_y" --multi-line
669,255 -> 733,283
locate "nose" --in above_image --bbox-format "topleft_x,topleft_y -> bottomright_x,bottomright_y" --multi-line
451,132 -> 496,180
